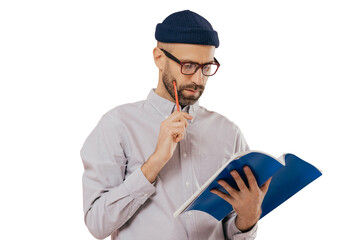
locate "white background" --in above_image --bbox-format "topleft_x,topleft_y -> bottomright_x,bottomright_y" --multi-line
1,0 -> 359,239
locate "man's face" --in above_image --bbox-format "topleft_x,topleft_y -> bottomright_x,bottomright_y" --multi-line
160,44 -> 216,107
162,62 -> 205,107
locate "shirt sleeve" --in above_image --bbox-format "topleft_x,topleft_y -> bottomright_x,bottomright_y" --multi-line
81,114 -> 156,239
234,126 -> 250,153
223,212 -> 258,240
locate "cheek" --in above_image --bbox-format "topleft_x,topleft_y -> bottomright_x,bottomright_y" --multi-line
204,77 -> 208,85
174,75 -> 189,88
167,65 -> 182,81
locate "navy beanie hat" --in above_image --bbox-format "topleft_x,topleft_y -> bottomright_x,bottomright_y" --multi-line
155,10 -> 219,48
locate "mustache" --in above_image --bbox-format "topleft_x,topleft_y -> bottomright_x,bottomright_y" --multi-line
178,83 -> 205,91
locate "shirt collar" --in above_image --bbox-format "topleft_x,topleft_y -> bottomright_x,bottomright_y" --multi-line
147,88 -> 200,121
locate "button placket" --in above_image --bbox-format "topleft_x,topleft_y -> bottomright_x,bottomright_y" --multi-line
179,130 -> 195,235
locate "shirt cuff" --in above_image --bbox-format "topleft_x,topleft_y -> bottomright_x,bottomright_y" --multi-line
122,167 -> 156,204
226,216 -> 258,240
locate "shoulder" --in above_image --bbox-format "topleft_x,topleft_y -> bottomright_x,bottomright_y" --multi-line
196,105 -> 240,131
101,99 -> 147,123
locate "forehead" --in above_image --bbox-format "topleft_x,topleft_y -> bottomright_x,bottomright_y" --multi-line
169,43 -> 215,63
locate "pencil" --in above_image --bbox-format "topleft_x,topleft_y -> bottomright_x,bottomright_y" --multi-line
173,80 -> 180,111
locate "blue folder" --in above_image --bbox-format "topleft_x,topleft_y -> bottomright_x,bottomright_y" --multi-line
183,152 -> 322,221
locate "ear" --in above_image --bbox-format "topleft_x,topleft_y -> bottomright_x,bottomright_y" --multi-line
153,47 -> 166,71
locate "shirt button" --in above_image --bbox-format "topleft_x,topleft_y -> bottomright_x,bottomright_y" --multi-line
144,193 -> 148,197
187,212 -> 192,216
183,153 -> 187,157
185,181 -> 190,186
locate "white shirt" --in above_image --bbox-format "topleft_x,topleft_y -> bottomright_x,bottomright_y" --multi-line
81,89 -> 257,239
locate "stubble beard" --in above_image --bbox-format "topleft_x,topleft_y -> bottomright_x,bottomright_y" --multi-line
162,64 -> 205,108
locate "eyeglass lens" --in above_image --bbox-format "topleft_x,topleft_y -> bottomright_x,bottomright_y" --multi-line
182,63 -> 218,76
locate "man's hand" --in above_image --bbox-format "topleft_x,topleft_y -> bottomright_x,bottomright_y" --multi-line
141,111 -> 193,183
154,111 -> 192,161
210,166 -> 271,232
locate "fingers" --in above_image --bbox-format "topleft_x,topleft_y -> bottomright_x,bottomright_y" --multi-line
217,180 -> 238,196
175,115 -> 188,128
260,177 -> 272,194
171,121 -> 186,130
165,112 -> 192,142
168,111 -> 193,123
154,111 -> 193,163
165,114 -> 188,132
174,131 -> 184,143
170,122 -> 186,140
175,111 -> 193,120
230,170 -> 248,192
182,112 -> 193,120
230,167 -> 268,194
210,189 -> 233,205
243,166 -> 258,190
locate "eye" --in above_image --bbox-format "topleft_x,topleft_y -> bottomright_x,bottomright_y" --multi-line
183,63 -> 197,70
203,64 -> 211,72
182,63 -> 198,74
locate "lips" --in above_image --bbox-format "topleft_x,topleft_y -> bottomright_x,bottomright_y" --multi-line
184,89 -> 198,93
184,90 -> 198,95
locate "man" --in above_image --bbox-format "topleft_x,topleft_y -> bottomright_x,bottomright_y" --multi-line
81,10 -> 271,240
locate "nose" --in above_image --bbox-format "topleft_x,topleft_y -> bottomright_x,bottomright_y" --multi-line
191,68 -> 205,86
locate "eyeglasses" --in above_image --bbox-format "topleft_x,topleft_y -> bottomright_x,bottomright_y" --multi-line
160,48 -> 220,76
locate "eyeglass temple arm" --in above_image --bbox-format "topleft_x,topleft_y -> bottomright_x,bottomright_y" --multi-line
160,48 -> 181,64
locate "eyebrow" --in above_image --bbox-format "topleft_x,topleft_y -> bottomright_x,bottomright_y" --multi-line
180,58 -> 216,64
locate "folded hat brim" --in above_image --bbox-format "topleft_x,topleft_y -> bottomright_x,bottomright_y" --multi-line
155,24 -> 219,48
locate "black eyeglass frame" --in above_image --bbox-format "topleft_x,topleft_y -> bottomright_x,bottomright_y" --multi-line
160,48 -> 220,76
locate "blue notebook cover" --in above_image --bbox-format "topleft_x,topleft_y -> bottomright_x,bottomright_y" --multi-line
174,151 -> 322,221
